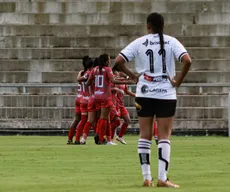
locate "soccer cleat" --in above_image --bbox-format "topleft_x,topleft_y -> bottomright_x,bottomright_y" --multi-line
107,141 -> 117,145
80,138 -> 86,145
67,140 -> 73,145
97,141 -> 106,145
116,137 -> 127,145
143,179 -> 153,187
94,134 -> 99,144
157,179 -> 180,188
74,141 -> 81,145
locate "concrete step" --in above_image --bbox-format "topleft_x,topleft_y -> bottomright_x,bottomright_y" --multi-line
0,24 -> 230,37
176,59 -> 230,71
0,59 -> 229,72
7,1 -> 230,14
0,107 -> 227,119
183,71 -> 230,83
0,71 -> 78,83
0,47 -> 230,59
0,95 -> 228,108
0,71 -> 229,83
0,59 -> 83,72
0,86 -> 78,95
0,48 -> 116,59
0,83 -> 229,95
1,12 -> 230,25
0,119 -> 227,129
1,36 -> 230,48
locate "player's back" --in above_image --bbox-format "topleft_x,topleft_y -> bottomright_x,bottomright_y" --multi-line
93,66 -> 113,100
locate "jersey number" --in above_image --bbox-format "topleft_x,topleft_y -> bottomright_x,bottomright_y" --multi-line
95,75 -> 104,88
145,49 -> 167,73
145,49 -> 154,73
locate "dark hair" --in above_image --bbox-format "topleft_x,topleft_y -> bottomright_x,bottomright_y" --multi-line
147,13 -> 166,72
85,57 -> 94,69
81,55 -> 89,75
93,57 -> 99,67
112,65 -> 120,73
98,54 -> 109,73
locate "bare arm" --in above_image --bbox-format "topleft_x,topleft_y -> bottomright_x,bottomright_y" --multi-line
110,75 -> 133,85
114,55 -> 138,83
168,54 -> 192,87
77,70 -> 86,82
125,89 -> 136,97
86,78 -> 93,87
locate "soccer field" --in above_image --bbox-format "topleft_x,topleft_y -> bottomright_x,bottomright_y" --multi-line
0,136 -> 230,192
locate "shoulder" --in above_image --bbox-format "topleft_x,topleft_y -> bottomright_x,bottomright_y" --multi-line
105,66 -> 112,71
162,34 -> 175,42
164,34 -> 180,44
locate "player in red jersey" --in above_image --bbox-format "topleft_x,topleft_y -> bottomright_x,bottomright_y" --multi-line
113,69 -> 136,144
67,56 -> 89,144
74,58 -> 94,145
86,54 -> 133,145
80,58 -> 100,144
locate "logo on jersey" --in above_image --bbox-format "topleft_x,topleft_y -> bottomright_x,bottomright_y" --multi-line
142,39 -> 149,47
141,85 -> 167,94
141,85 -> 149,94
152,75 -> 168,82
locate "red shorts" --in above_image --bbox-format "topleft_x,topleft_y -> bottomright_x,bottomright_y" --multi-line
95,98 -> 113,110
88,95 -> 97,112
80,96 -> 89,113
75,96 -> 81,114
117,106 -> 129,117
110,104 -> 119,121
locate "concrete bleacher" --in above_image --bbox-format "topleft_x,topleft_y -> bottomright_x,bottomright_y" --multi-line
0,0 -> 229,134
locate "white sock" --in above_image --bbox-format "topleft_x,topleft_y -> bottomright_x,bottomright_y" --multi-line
138,138 -> 152,181
158,139 -> 170,181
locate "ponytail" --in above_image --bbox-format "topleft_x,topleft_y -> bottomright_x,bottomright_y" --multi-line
158,32 -> 166,73
98,54 -> 109,74
147,13 -> 166,73
81,55 -> 89,76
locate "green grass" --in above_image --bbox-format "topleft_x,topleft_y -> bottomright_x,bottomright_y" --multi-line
0,136 -> 230,192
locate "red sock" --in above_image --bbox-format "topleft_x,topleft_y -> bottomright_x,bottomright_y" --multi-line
75,115 -> 87,142
82,122 -> 92,139
68,127 -> 75,141
95,119 -> 101,134
106,120 -> 111,142
110,121 -> 117,140
99,119 -> 107,142
92,122 -> 96,133
153,121 -> 158,140
118,122 -> 129,137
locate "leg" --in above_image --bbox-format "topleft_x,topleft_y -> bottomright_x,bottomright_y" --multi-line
153,121 -> 158,145
75,113 -> 88,144
138,117 -> 154,186
82,111 -> 96,141
117,111 -> 130,144
98,107 -> 110,143
67,113 -> 81,144
155,100 -> 179,188
135,97 -> 155,187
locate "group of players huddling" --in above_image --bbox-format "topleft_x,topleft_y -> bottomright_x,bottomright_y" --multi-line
67,54 -> 151,145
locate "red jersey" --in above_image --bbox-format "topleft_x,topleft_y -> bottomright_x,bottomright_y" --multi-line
77,73 -> 83,101
81,70 -> 91,97
111,83 -> 117,105
115,84 -> 128,107
88,66 -> 113,100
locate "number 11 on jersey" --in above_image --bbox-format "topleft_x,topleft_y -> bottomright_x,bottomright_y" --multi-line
146,49 -> 154,73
